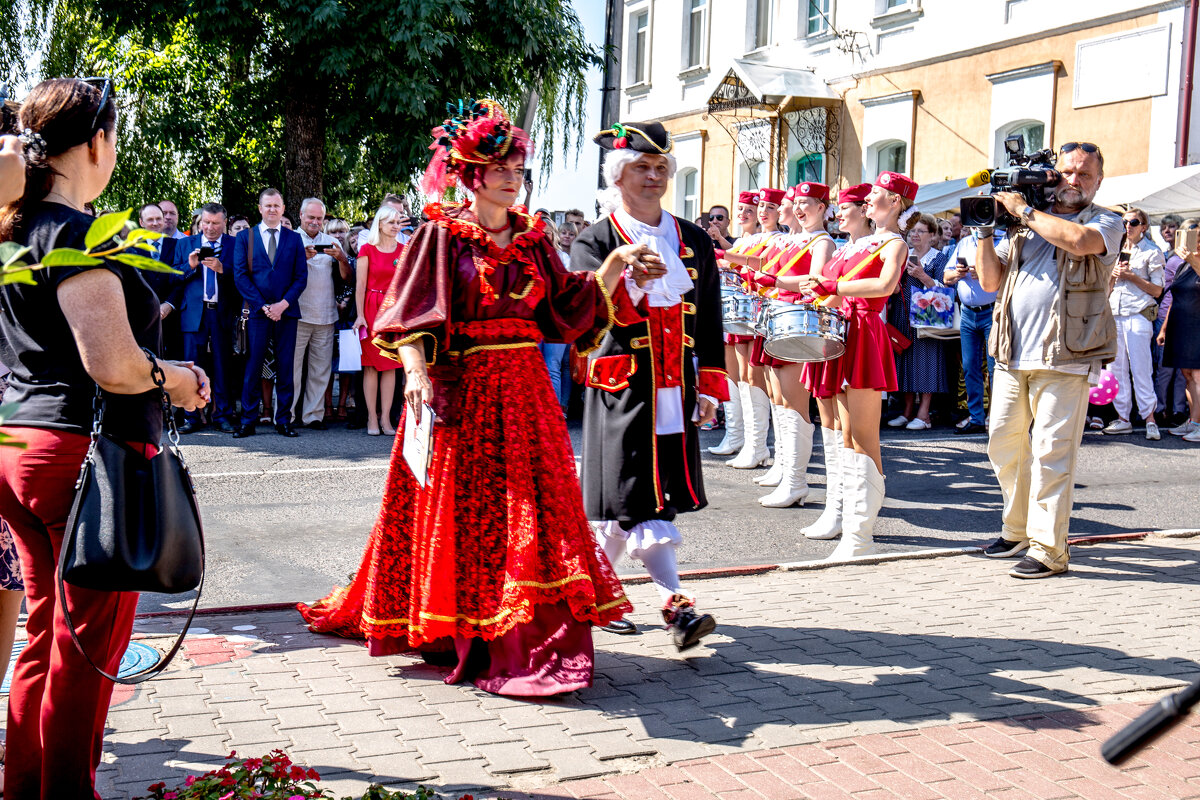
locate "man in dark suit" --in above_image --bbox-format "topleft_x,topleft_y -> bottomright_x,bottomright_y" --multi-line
232,188 -> 308,437
171,202 -> 239,433
138,202 -> 184,359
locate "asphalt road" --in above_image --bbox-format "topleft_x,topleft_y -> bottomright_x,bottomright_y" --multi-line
139,419 -> 1200,614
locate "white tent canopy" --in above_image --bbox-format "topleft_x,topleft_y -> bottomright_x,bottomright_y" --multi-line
913,178 -> 973,215
1093,163 -> 1200,218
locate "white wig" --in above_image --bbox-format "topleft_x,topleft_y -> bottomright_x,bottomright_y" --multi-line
597,149 -> 679,215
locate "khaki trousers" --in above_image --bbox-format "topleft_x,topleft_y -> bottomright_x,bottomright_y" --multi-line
292,321 -> 335,424
987,368 -> 1090,569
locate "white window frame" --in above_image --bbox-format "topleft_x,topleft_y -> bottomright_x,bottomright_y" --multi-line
871,0 -> 922,27
627,4 -> 653,89
805,0 -> 833,38
747,0 -> 773,53
682,0 -> 709,72
678,168 -> 700,221
867,140 -> 908,179
995,119 -> 1045,160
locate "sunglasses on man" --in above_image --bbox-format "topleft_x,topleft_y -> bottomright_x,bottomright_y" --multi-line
709,214 -> 726,221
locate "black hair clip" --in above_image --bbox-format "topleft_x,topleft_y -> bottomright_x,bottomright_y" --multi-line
18,128 -> 46,161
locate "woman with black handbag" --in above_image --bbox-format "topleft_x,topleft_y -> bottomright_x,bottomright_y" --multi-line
0,78 -> 208,800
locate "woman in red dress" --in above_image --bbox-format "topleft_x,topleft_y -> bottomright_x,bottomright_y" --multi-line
354,205 -> 405,435
740,182 -> 835,508
299,99 -> 661,696
797,171 -> 918,560
798,183 -> 874,542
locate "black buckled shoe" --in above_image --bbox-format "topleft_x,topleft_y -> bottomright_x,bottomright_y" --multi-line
600,618 -> 639,635
276,423 -> 300,437
232,424 -> 256,438
662,594 -> 716,651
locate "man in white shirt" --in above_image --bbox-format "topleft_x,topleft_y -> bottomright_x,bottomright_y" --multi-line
293,197 -> 350,429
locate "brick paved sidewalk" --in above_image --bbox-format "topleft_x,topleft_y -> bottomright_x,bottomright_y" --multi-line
10,536 -> 1200,799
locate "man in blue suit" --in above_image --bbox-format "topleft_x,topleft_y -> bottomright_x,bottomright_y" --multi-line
172,202 -> 239,433
139,202 -> 185,361
232,188 -> 308,437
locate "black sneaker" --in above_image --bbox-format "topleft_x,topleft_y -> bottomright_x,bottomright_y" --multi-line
982,536 -> 1029,558
1009,556 -> 1067,579
600,618 -> 639,635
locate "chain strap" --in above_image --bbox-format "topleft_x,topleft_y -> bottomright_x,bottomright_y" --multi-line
141,347 -> 180,448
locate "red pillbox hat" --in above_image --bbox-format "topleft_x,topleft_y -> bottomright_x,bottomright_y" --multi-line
875,171 -> 918,201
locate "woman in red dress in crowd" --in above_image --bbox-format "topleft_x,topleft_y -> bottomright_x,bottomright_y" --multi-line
354,205 -> 405,435
797,172 -> 918,560
299,99 -> 663,696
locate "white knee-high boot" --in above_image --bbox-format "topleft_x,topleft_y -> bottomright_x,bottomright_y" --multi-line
803,428 -> 844,539
826,451 -> 881,560
728,384 -> 771,468
755,404 -> 785,485
708,378 -> 745,455
760,409 -> 813,507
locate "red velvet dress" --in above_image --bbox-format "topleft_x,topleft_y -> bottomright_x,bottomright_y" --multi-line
358,242 -> 403,371
298,204 -> 632,696
802,233 -> 904,396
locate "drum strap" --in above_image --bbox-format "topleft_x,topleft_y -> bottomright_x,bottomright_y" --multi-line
814,240 -> 892,308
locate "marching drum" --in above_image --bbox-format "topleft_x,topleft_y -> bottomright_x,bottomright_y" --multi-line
721,284 -> 759,335
763,302 -> 847,363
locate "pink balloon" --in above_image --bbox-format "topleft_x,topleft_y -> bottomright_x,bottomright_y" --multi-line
1089,369 -> 1119,405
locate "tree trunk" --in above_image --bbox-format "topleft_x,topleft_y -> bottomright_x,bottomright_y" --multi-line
283,88 -> 326,222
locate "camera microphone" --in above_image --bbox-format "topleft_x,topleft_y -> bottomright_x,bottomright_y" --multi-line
965,169 -> 992,189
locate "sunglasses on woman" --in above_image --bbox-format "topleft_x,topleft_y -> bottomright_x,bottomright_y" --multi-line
79,77 -> 115,135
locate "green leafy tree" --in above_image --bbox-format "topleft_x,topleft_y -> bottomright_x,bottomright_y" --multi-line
2,0 -> 597,221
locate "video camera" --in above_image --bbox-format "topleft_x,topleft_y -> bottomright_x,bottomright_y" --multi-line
959,134 -> 1061,228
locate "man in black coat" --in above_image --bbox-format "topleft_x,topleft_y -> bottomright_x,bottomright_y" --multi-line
570,121 -> 729,651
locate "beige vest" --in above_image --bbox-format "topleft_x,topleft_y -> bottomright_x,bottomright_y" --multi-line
988,203 -> 1117,369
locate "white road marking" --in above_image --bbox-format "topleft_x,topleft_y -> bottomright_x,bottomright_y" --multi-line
193,464 -> 388,478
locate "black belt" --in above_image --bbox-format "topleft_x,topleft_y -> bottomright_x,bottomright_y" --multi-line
204,301 -> 219,309
963,302 -> 994,312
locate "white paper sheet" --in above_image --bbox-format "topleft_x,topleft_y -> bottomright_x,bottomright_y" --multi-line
402,403 -> 436,487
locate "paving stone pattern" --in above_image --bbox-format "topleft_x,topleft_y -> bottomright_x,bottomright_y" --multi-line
52,537 -> 1200,797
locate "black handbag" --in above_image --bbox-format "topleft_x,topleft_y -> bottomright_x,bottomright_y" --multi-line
234,304 -> 250,355
56,349 -> 205,684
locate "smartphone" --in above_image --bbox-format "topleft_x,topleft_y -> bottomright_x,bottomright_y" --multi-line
699,212 -> 712,231
1176,228 -> 1199,257
198,246 -> 216,260
313,243 -> 332,253
524,168 -> 534,185
1117,251 -> 1131,267
956,256 -> 968,271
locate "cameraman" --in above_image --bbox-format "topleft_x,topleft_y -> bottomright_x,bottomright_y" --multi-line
975,142 -> 1123,579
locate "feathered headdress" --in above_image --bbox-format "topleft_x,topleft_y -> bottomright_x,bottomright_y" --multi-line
421,98 -> 532,197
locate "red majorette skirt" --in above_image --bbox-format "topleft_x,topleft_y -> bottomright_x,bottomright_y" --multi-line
802,307 -> 897,395
298,344 -> 631,696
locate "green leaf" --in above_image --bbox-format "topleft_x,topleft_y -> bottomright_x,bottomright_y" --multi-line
0,241 -> 31,269
84,208 -> 133,251
0,432 -> 27,450
0,268 -> 36,285
112,252 -> 181,273
40,248 -> 103,268
131,241 -> 158,252
125,227 -> 165,245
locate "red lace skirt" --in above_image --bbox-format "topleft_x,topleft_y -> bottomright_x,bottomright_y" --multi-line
298,344 -> 631,691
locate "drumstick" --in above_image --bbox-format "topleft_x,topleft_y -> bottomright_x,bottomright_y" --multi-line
720,252 -> 763,270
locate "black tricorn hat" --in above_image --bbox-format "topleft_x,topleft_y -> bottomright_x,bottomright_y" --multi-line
594,121 -> 673,154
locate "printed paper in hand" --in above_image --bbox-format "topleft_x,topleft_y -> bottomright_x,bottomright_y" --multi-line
402,404 -> 435,487
337,328 -> 362,372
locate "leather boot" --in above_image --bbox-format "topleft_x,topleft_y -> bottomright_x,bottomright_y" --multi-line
803,429 -> 844,539
708,379 -> 745,455
755,404 -> 785,486
826,451 -> 879,560
662,593 -> 716,651
727,384 -> 771,469
760,409 -> 812,507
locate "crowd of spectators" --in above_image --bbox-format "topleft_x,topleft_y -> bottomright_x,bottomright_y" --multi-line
129,196 -> 596,436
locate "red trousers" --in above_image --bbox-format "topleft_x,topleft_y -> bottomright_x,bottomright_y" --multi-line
0,427 -> 140,800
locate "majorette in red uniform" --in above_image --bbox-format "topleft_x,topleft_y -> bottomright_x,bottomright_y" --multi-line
722,188 -> 787,471
739,181 -> 835,508
797,171 -> 918,561
710,191 -> 780,467
298,99 -> 636,696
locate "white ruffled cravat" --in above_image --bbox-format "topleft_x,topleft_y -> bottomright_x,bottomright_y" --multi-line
613,208 -> 694,308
